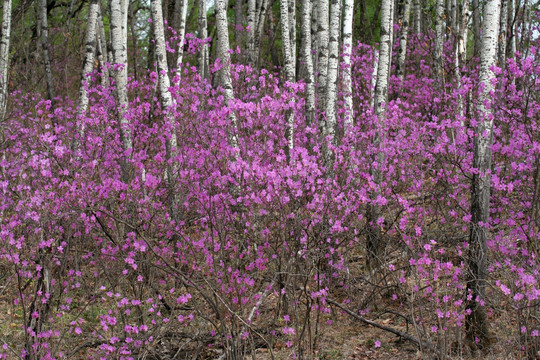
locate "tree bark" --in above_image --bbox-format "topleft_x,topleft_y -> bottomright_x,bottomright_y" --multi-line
366,0 -> 393,270
0,0 -> 12,121
413,0 -> 421,34
111,0 -> 133,174
507,0 -> 516,58
198,0 -> 210,79
253,0 -> 269,68
288,0 -> 297,74
74,0 -> 99,154
466,0 -> 501,348
396,0 -> 411,85
215,0 -> 240,153
498,0 -> 507,68
40,0 -> 55,107
472,0 -> 481,57
246,0 -> 256,63
301,0 -> 315,125
455,0 -> 469,121
342,0 -> 353,130
316,0 -> 329,118
434,0 -> 444,78
323,0 -> 341,160
175,0 -> 188,77
280,0 -> 296,155
97,3 -> 111,86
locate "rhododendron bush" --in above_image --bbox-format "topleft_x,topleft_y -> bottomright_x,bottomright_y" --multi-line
0,35 -> 539,359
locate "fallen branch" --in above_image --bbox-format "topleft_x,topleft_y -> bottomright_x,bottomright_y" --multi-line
327,298 -> 447,359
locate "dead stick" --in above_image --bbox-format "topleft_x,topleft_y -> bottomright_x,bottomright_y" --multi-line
327,298 -> 447,359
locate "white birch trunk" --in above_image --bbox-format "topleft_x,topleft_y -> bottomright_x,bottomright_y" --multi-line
40,0 -> 55,107
215,0 -> 240,153
152,0 -> 180,212
246,0 -> 257,63
342,0 -> 353,129
97,3 -> 111,85
367,0 -> 393,269
198,0 -> 209,79
466,0 -> 501,345
311,0 -> 318,67
498,0 -> 507,68
110,0 -> 133,157
434,0 -> 444,78
472,0 -> 481,57
288,0 -> 297,71
74,0 -> 99,154
121,0 -> 129,56
323,0 -> 341,152
280,0 -> 296,154
175,0 -> 188,77
0,0 -> 12,121
508,0 -> 516,57
396,0 -> 411,85
413,0 -> 421,34
253,0 -> 269,67
302,0 -> 315,125
455,0 -> 469,121
316,0 -> 329,117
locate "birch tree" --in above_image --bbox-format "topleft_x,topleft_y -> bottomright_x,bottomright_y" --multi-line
434,0 -> 444,78
151,0 -> 180,218
198,0 -> 209,79
215,0 -> 239,152
455,0 -> 470,121
472,0 -> 481,57
466,0 -> 501,347
316,0 -> 329,115
301,0 -> 315,125
322,0 -> 341,157
498,0 -> 508,68
74,0 -> 99,154
96,4 -> 110,87
40,0 -> 55,107
367,0 -> 393,270
280,0 -> 296,154
288,0 -> 297,71
413,0 -> 421,34
342,0 -> 353,130
175,0 -> 188,78
0,0 -> 12,122
110,0 -> 133,173
396,0 -> 411,85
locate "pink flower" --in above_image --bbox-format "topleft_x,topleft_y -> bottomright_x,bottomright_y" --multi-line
374,340 -> 381,348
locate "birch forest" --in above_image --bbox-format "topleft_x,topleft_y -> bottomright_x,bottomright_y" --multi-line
0,0 -> 539,359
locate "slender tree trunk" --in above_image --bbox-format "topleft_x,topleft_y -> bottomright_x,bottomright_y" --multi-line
246,0 -> 256,63
128,2 -> 139,81
111,0 -> 133,177
253,0 -> 269,67
151,0 -> 180,219
466,0 -> 501,348
40,0 -> 55,107
198,0 -> 210,79
311,0 -> 318,66
0,0 -> 12,121
472,0 -> 481,57
301,0 -> 315,125
413,0 -> 421,34
317,0 -> 329,119
507,0 -> 516,58
175,0 -> 188,77
288,0 -> 297,74
396,0 -> 411,85
96,4 -> 110,87
74,0 -> 99,154
498,0 -> 507,68
434,0 -> 444,78
342,0 -> 353,130
215,0 -> 240,153
235,0 -> 244,46
455,0 -> 469,121
323,0 -> 341,161
280,0 -> 296,156
366,0 -> 393,270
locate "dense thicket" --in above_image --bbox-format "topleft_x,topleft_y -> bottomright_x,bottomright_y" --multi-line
0,0 -> 539,359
